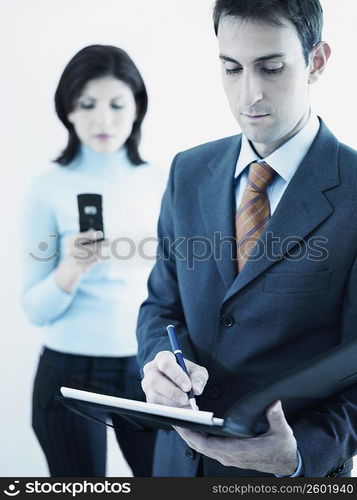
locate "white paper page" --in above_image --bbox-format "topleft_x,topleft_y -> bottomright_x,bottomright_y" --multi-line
60,387 -> 224,427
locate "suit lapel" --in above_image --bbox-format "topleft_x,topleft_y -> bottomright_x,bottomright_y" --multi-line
224,119 -> 341,301
198,136 -> 241,290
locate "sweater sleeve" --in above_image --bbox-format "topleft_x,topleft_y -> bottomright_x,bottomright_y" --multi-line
21,177 -> 77,326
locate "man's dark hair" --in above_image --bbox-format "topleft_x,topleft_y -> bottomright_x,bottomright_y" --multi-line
213,0 -> 324,65
54,44 -> 148,166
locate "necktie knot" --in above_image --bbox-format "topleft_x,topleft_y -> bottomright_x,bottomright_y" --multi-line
247,161 -> 276,193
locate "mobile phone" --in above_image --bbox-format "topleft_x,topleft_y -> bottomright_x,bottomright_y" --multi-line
77,193 -> 104,242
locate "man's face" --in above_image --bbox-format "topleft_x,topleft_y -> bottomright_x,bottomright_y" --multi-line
218,16 -> 312,152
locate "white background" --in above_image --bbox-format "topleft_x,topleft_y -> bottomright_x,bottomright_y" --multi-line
0,0 -> 356,476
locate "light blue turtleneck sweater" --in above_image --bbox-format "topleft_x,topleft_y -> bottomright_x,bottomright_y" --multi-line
22,145 -> 166,356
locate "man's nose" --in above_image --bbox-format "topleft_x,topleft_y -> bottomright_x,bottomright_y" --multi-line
240,71 -> 263,107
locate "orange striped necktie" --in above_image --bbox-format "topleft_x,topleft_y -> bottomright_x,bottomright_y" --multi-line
235,161 -> 277,272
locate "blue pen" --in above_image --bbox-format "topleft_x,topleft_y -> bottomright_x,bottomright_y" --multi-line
166,325 -> 198,410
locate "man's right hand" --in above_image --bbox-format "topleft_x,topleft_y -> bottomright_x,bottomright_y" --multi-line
141,351 -> 209,408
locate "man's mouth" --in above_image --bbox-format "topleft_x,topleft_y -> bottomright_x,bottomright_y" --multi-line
241,113 -> 270,120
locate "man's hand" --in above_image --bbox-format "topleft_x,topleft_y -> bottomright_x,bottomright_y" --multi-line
174,400 -> 298,476
141,351 -> 209,408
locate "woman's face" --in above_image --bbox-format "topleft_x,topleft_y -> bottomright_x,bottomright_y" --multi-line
68,75 -> 137,154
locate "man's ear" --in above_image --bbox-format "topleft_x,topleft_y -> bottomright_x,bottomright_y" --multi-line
308,41 -> 331,84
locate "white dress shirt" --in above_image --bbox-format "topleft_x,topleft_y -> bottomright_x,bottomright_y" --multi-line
235,110 -> 320,213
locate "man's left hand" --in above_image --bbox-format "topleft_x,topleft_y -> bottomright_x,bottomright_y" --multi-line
174,400 -> 298,475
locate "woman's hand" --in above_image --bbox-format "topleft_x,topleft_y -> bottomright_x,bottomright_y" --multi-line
55,230 -> 110,293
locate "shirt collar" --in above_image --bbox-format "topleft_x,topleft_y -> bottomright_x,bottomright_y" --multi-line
235,110 -> 320,182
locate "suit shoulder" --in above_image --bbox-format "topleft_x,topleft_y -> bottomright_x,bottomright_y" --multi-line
339,141 -> 357,165
174,135 -> 240,166
338,142 -> 357,187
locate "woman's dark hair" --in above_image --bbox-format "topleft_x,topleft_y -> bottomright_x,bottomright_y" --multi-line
54,44 -> 148,165
213,0 -> 324,66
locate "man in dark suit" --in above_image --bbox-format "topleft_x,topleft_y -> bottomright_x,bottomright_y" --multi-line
137,0 -> 357,477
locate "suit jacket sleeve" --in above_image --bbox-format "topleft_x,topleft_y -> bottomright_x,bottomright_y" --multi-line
292,253 -> 357,477
136,154 -> 196,373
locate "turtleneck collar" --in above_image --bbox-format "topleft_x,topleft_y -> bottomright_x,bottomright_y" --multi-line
72,143 -> 131,181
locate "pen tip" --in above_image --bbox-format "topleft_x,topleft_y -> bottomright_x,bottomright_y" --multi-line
189,398 -> 199,411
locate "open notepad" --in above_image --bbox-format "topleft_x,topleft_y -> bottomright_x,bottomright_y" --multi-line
59,336 -> 357,437
60,387 -> 224,427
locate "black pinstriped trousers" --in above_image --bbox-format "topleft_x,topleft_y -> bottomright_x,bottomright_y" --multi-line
32,347 -> 156,477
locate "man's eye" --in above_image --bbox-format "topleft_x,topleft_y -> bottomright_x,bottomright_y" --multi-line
223,64 -> 284,76
260,66 -> 284,75
225,67 -> 242,75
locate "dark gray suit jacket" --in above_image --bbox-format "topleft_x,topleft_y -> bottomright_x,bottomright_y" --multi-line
137,119 -> 357,477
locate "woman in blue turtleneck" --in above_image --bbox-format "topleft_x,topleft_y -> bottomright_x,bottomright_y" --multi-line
22,45 -> 165,477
